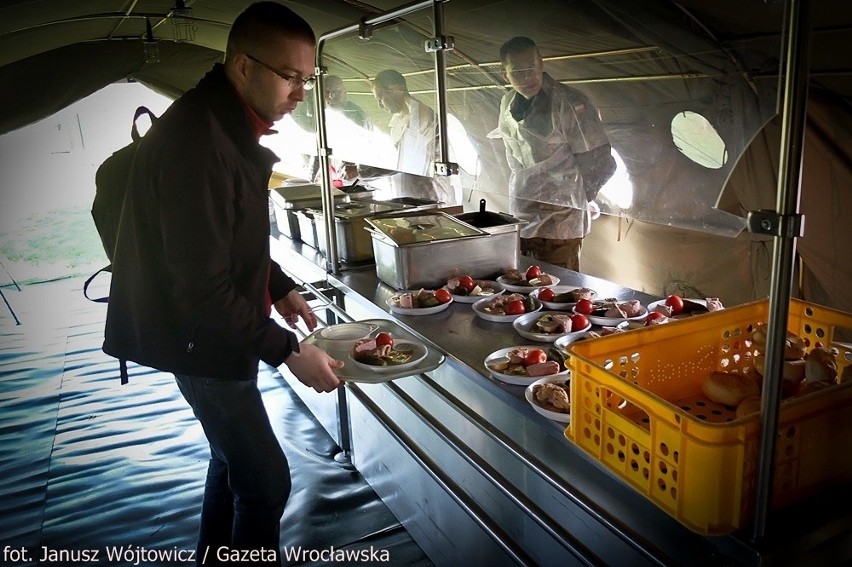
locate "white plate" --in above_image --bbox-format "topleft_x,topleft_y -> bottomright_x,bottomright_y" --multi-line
575,303 -> 649,326
512,311 -> 592,343
483,346 -> 569,385
386,291 -> 453,315
442,280 -> 505,304
554,331 -> 598,351
318,322 -> 379,341
529,285 -> 597,311
525,375 -> 572,423
496,275 -> 561,294
472,295 -> 542,323
348,340 -> 428,374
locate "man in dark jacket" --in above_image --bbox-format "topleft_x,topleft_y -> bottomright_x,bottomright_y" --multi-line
103,3 -> 342,564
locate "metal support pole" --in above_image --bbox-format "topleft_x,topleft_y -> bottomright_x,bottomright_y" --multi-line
315,0 -> 437,277
751,0 -> 812,542
431,0 -> 452,170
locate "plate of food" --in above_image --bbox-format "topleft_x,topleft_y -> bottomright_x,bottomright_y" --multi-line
573,298 -> 648,326
496,265 -> 560,293
472,293 -> 542,323
483,345 -> 568,386
512,311 -> 592,342
647,296 -> 724,319
349,334 -> 428,374
386,288 -> 453,315
529,286 -> 597,311
525,375 -> 571,423
442,275 -> 504,304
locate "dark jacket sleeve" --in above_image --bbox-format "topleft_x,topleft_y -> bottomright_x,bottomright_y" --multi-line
269,259 -> 298,303
575,143 -> 616,201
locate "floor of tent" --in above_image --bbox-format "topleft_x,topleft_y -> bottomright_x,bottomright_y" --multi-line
0,276 -> 433,566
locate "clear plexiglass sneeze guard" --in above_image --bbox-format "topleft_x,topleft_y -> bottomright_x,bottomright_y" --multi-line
274,0 -> 787,239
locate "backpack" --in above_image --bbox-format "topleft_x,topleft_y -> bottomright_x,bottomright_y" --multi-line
83,106 -> 157,303
86,106 -> 157,386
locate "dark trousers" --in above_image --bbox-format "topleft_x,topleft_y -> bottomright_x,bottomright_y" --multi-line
521,236 -> 584,272
175,375 -> 290,566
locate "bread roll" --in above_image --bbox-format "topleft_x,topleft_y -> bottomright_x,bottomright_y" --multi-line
753,355 -> 806,383
702,371 -> 760,407
751,323 -> 807,359
804,346 -> 837,384
735,396 -> 762,419
785,335 -> 807,360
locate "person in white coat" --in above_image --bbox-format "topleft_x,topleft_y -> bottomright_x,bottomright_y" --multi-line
345,69 -> 459,205
498,36 -> 615,271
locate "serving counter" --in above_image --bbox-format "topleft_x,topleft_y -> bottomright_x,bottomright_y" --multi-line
269,237 -> 852,567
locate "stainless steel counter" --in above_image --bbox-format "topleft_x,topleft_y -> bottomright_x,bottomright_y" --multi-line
270,236 -> 852,567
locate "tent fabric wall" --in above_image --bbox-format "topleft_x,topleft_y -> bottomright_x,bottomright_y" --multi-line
1,0 -> 851,313
798,90 -> 852,315
0,41 -> 221,134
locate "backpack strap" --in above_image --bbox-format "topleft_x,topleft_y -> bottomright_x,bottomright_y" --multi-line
119,359 -> 129,385
83,264 -> 111,303
131,106 -> 157,142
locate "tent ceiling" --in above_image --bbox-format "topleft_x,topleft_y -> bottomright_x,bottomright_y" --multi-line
2,1 -> 851,135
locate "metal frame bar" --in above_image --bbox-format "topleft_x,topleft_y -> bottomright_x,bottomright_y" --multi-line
751,0 -> 813,541
314,0 -> 446,277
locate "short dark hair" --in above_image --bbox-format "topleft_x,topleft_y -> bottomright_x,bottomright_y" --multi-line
499,36 -> 539,64
373,69 -> 407,90
227,2 -> 315,54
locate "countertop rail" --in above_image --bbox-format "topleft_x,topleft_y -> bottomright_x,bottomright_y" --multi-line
347,382 -> 537,567
415,372 -> 672,567
384,380 -> 602,566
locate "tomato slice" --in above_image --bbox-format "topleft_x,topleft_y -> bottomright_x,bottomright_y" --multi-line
665,294 -> 684,315
523,348 -> 547,366
505,299 -> 526,315
575,299 -> 594,315
538,287 -> 556,302
375,332 -> 394,347
458,275 -> 476,292
434,288 -> 452,304
525,265 -> 542,280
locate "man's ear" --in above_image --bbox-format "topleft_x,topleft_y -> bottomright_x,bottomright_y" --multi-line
500,68 -> 508,83
231,52 -> 252,83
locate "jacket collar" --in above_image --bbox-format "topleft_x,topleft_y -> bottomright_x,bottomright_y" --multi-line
194,64 -> 279,166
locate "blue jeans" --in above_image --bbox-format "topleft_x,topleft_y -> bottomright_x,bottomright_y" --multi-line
175,375 -> 290,566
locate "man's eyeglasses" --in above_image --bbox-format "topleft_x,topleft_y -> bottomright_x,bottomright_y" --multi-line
505,66 -> 540,79
245,53 -> 316,90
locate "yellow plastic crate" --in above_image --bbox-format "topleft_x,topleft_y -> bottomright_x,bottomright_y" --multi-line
566,298 -> 852,535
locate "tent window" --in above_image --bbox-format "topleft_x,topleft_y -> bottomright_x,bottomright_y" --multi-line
671,111 -> 727,169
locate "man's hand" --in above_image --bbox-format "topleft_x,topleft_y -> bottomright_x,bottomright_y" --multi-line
274,289 -> 317,331
285,344 -> 344,393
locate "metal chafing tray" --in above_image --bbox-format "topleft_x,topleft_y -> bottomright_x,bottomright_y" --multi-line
269,184 -> 349,242
309,200 -> 408,263
366,211 -> 520,290
454,198 -> 527,236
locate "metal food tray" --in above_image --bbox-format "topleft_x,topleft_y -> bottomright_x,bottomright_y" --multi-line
366,210 -> 486,245
301,318 -> 445,383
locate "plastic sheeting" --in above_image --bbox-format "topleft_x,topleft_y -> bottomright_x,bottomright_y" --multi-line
0,278 -> 431,566
284,0 -> 785,237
